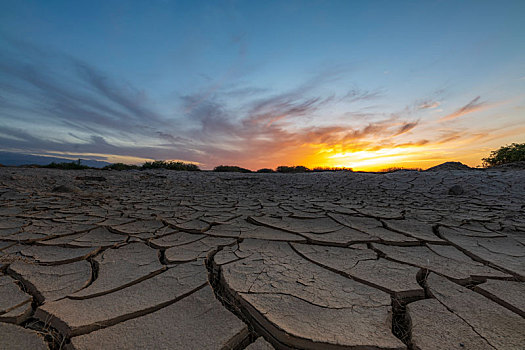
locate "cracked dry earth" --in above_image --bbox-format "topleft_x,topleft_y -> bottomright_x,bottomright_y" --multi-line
0,168 -> 524,350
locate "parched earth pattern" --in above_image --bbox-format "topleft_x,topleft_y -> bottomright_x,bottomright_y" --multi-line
0,167 -> 524,349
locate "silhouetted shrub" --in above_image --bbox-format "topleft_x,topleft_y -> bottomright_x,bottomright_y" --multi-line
482,143 -> 525,167
43,161 -> 90,170
141,160 -> 200,171
102,163 -> 140,171
256,168 -> 275,173
311,166 -> 353,172
213,165 -> 252,173
276,165 -> 310,173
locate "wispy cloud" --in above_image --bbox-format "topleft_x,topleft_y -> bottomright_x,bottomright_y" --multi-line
343,88 -> 384,103
417,100 -> 440,110
0,48 -> 168,137
394,121 -> 419,136
440,96 -> 486,121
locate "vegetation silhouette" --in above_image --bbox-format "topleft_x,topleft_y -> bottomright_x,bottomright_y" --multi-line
141,160 -> 200,171
102,163 -> 140,171
256,168 -> 275,173
275,165 -> 353,173
379,167 -> 422,173
38,160 -> 199,171
213,165 -> 252,173
42,160 -> 89,170
276,165 -> 309,173
208,165 -> 354,173
482,143 -> 525,167
311,166 -> 353,172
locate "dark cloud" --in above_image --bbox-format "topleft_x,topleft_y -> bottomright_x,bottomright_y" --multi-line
0,125 -> 202,162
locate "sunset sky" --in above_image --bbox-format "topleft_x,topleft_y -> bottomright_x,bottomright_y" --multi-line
1,0 -> 524,171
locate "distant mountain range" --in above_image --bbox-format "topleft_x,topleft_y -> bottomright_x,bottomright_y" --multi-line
0,152 -> 111,168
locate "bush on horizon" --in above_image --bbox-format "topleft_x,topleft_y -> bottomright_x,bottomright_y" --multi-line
275,165 -> 354,173
102,163 -> 140,171
482,143 -> 525,167
42,161 -> 90,170
256,168 -> 275,173
276,165 -> 310,173
141,160 -> 200,171
213,165 -> 252,173
311,166 -> 353,172
379,167 -> 422,173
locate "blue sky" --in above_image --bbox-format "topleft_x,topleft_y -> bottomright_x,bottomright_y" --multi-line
1,0 -> 524,170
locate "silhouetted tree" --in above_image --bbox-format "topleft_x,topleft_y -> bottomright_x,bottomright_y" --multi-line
482,143 -> 525,167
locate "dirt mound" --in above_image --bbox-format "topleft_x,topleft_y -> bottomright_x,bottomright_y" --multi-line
425,162 -> 471,171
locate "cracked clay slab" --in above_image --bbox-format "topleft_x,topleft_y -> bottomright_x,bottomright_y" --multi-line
69,286 -> 248,350
40,227 -> 125,248
164,236 -> 236,262
439,228 -> 525,279
8,260 -> 92,303
372,243 -> 509,282
216,239 -> 405,349
245,337 -> 275,350
0,322 -> 49,350
329,213 -> 418,243
382,219 -> 444,243
425,272 -> 525,349
2,245 -> 100,265
292,243 -> 424,299
473,279 -> 525,317
35,261 -> 207,336
408,298 -> 493,350
69,242 -> 165,299
0,275 -> 32,323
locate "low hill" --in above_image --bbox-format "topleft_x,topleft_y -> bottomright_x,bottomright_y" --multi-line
425,162 -> 472,171
0,152 -> 110,168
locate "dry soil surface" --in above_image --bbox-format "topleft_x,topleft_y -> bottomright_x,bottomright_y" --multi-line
0,167 -> 524,349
